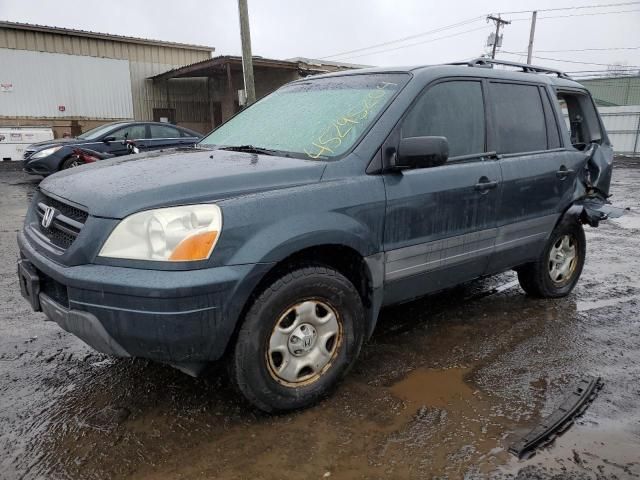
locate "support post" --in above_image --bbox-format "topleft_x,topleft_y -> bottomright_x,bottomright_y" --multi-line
237,0 -> 256,105
527,11 -> 537,64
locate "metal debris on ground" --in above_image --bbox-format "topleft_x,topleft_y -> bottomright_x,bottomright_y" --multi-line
509,376 -> 604,459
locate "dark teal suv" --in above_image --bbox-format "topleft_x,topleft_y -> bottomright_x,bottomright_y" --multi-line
17,59 -> 617,412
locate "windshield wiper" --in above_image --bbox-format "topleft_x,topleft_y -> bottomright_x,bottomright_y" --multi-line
217,145 -> 281,156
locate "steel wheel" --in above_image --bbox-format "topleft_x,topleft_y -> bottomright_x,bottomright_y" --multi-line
267,299 -> 342,386
548,234 -> 578,285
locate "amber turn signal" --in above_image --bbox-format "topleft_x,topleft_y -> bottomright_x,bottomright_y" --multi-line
169,231 -> 219,261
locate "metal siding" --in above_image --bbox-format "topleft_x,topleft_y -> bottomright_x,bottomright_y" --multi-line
0,26 -> 212,124
0,48 -> 133,119
598,106 -> 640,155
581,76 -> 640,107
1,28 -> 211,61
564,105 -> 640,156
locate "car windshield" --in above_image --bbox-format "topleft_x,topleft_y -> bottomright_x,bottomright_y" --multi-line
77,123 -> 124,140
200,73 -> 408,159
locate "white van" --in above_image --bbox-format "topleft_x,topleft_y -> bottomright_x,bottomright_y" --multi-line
0,126 -> 54,161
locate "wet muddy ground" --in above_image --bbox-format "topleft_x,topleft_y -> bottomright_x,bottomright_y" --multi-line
1,162 -> 639,480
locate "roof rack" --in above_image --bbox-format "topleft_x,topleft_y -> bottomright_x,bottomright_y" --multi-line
449,58 -> 572,79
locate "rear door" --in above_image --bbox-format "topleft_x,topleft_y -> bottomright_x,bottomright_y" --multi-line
147,124 -> 184,150
382,79 -> 501,304
486,81 -> 581,273
178,128 -> 201,147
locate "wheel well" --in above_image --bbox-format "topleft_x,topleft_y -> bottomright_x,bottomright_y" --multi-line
253,245 -> 372,310
58,154 -> 74,171
225,245 -> 374,358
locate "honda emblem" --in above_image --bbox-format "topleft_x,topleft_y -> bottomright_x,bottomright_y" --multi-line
41,206 -> 56,228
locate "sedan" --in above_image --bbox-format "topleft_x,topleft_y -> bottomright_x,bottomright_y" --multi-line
23,121 -> 202,176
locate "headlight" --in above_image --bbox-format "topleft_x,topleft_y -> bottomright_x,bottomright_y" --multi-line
30,146 -> 63,159
99,205 -> 222,262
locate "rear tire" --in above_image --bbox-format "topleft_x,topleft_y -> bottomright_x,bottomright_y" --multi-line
517,216 -> 586,298
228,266 -> 365,412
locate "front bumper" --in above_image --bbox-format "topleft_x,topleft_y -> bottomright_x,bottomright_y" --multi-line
23,151 -> 65,176
17,231 -> 272,365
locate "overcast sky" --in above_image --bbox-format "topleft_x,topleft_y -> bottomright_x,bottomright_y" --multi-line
1,0 -> 639,75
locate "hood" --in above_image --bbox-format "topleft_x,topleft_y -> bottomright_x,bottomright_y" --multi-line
28,138 -> 85,151
39,148 -> 327,218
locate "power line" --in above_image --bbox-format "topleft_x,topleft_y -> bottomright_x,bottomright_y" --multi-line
319,3 -> 640,63
498,1 -> 640,15
510,8 -> 640,21
319,16 -> 484,60
335,25 -> 491,61
510,46 -> 640,54
501,51 -> 640,68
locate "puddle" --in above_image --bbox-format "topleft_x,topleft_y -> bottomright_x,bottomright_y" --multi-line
501,419 -> 640,478
389,367 -> 475,407
380,367 -> 511,477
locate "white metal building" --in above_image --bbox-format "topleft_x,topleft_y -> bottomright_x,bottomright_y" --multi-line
0,21 -> 214,137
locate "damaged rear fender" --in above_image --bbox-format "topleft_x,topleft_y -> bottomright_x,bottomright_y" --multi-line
562,143 -> 623,228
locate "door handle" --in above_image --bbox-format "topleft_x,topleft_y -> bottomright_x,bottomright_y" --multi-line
556,166 -> 574,179
475,179 -> 498,191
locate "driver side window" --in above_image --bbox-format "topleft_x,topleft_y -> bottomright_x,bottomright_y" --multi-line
402,80 -> 486,159
110,125 -> 146,141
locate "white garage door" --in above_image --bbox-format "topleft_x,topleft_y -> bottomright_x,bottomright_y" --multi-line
0,48 -> 133,119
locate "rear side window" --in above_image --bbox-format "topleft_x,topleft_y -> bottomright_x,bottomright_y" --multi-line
540,88 -> 561,149
490,83 -> 546,154
556,91 -> 603,149
402,80 -> 485,158
150,124 -> 181,139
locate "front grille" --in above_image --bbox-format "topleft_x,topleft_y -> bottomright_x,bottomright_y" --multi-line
23,149 -> 35,159
35,193 -> 88,250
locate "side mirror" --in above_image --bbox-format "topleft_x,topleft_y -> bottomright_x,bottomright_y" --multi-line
103,136 -> 116,143
394,136 -> 449,170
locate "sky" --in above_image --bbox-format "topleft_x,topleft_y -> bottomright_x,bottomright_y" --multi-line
1,0 -> 639,76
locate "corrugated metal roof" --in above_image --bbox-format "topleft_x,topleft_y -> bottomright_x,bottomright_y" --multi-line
148,55 -> 302,81
0,20 -> 214,52
148,55 -> 362,81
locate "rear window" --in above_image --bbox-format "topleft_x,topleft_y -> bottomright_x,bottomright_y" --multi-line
490,83 -> 547,154
150,124 -> 181,139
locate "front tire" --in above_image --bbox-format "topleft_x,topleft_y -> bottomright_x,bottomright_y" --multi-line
517,216 -> 586,298
61,156 -> 82,170
228,266 -> 365,412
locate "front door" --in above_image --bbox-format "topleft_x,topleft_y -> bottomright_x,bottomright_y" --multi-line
104,124 -> 148,156
382,79 -> 501,305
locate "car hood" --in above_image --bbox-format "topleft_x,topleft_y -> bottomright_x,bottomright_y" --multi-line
39,148 -> 327,218
28,138 -> 85,151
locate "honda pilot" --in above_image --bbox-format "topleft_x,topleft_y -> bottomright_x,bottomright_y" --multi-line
17,59 -> 618,412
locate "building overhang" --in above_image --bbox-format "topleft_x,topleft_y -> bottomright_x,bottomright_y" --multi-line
149,56 -> 305,82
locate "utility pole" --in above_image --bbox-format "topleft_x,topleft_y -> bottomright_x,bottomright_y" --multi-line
527,11 -> 538,64
237,0 -> 256,105
487,14 -> 510,59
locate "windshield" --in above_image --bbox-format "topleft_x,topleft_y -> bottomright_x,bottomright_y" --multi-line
77,123 -> 124,140
200,74 -> 408,159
